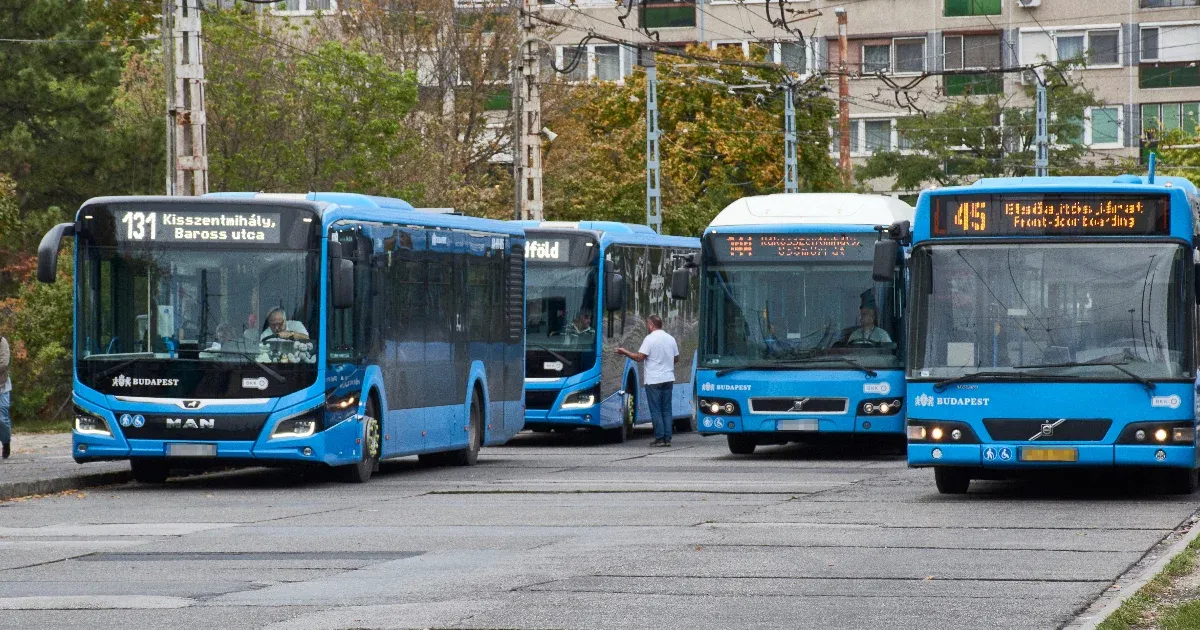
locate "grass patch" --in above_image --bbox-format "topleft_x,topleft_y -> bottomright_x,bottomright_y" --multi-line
13,417 -> 71,434
1161,599 -> 1200,630
1098,535 -> 1200,630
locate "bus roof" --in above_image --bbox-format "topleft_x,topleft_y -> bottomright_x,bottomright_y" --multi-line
708,193 -> 915,228
512,220 -> 658,235
964,175 -> 1198,196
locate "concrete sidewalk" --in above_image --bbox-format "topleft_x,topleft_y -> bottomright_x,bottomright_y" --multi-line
0,434 -> 129,501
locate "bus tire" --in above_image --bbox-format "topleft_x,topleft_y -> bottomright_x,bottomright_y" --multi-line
933,467 -> 971,494
610,387 -> 636,443
130,459 -> 169,484
1166,468 -> 1199,495
727,434 -> 756,455
337,403 -> 381,484
447,391 -> 483,466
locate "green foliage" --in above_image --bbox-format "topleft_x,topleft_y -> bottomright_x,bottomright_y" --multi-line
858,62 -> 1101,190
1158,128 -> 1200,188
543,47 -> 839,236
205,12 -> 420,197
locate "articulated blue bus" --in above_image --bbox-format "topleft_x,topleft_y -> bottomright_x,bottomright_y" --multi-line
886,175 -> 1200,494
695,194 -> 914,455
514,221 -> 700,441
39,193 -> 526,484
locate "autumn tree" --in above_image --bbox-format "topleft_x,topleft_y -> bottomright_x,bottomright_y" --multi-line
541,46 -> 839,236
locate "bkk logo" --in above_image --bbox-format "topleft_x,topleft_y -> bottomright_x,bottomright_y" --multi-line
242,377 -> 269,391
1151,394 -> 1182,409
863,382 -> 891,395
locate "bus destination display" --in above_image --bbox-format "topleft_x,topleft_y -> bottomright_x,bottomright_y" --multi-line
931,194 -> 1169,237
527,238 -> 572,262
115,210 -> 282,244
710,234 -> 872,261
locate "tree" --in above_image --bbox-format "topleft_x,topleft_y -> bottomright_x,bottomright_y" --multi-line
541,46 -> 839,236
857,63 -> 1103,190
1157,128 -> 1200,187
204,10 -> 420,196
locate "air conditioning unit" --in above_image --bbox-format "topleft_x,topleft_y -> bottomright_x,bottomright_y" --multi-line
1016,0 -> 1041,8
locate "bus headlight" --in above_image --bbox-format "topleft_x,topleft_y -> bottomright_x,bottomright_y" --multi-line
1117,421 -> 1196,445
698,397 -> 739,416
906,420 -> 978,444
74,407 -> 112,437
560,386 -> 599,409
859,398 -> 904,416
272,407 -> 322,439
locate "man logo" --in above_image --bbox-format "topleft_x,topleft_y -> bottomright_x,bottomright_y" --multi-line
913,393 -> 935,407
182,400 -> 202,409
166,418 -> 215,429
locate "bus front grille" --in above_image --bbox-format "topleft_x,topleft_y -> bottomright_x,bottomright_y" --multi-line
525,390 -> 560,410
749,398 -> 848,414
982,419 -> 1113,442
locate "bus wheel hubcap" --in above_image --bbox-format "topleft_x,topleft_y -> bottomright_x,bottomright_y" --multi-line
365,416 -> 380,459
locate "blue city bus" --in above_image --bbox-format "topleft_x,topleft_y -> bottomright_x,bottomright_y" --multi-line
513,221 -> 700,441
695,194 -> 914,455
38,193 -> 527,484
884,175 -> 1200,494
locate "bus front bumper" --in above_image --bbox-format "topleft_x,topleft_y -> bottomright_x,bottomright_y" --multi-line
523,404 -> 605,430
908,443 -> 1196,469
698,414 -> 904,435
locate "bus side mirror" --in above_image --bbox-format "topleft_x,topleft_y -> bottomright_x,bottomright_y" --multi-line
331,259 -> 355,309
37,222 -> 75,284
605,272 -> 627,312
670,268 -> 690,300
872,240 -> 899,283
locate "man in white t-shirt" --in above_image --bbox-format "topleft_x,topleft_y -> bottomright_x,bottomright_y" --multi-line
616,315 -> 679,447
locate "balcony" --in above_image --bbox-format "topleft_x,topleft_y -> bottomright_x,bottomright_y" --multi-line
1140,62 -> 1200,89
944,72 -> 1003,96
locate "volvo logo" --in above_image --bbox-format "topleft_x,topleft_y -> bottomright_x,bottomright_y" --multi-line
790,398 -> 809,412
1030,419 -> 1066,441
166,418 -> 215,429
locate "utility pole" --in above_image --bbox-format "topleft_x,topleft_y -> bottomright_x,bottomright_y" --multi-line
783,84 -> 799,194
835,7 -> 852,189
1034,71 -> 1049,177
163,0 -> 208,196
517,0 -> 543,221
644,50 -> 662,233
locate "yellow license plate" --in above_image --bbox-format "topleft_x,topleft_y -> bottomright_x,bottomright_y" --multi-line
1020,447 -> 1079,462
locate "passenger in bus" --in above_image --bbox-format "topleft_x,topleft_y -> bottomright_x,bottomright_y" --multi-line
207,322 -> 249,354
261,308 -> 310,342
847,305 -> 892,345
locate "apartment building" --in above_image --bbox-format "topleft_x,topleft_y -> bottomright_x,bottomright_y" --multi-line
541,0 -> 1200,191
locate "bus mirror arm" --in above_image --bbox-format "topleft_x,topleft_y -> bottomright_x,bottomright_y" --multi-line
1194,262 -> 1200,303
331,259 -> 355,309
872,240 -> 899,283
37,222 -> 75,284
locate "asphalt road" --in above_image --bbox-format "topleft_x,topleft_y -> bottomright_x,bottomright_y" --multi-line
0,429 -> 1196,630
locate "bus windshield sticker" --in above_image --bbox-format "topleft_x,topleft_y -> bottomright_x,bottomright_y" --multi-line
115,210 -> 282,244
931,194 -> 1169,237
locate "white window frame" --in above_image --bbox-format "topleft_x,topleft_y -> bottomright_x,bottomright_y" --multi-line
555,45 -> 633,84
1018,24 -> 1123,68
710,40 -> 751,58
829,114 -> 905,157
1085,105 -> 1124,149
892,37 -> 927,76
1140,26 -> 1160,61
268,0 -> 336,15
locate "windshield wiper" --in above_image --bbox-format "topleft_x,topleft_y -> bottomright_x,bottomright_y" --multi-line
932,370 -> 1066,392
716,358 -> 877,378
1015,360 -> 1155,393
201,350 -> 286,383
528,344 -> 573,368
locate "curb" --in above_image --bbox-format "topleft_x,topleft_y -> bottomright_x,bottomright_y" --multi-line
0,470 -> 132,502
1065,513 -> 1200,630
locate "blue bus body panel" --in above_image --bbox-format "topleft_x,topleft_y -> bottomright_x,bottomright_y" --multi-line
695,368 -> 906,435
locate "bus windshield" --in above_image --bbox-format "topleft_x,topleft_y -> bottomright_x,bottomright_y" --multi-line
701,260 -> 903,370
74,204 -> 321,397
525,262 -> 599,378
910,242 -> 1190,380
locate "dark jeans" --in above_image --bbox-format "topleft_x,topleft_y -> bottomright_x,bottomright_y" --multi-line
0,391 -> 10,445
645,382 -> 674,441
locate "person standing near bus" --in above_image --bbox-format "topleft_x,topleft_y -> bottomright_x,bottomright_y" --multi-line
615,315 -> 679,447
0,334 -> 11,459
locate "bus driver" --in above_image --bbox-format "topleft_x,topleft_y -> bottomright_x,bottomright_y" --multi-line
261,308 -> 310,342
847,305 -> 892,345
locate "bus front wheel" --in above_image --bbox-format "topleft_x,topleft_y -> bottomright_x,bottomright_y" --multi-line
447,391 -> 483,466
727,434 -> 756,455
130,459 -> 169,484
933,467 -> 971,494
337,404 -> 381,483
1164,468 -> 1199,495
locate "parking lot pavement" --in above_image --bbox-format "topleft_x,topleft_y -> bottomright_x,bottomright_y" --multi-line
0,428 -> 1195,629
0,434 -> 129,501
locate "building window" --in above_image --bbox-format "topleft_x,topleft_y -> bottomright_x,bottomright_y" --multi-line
1142,102 -> 1200,135
1141,28 -> 1159,61
944,73 -> 1003,96
268,0 -> 334,12
1086,106 -> 1122,147
778,41 -> 807,75
595,45 -> 621,81
1140,0 -> 1200,6
864,120 -> 892,152
862,44 -> 890,73
944,33 -> 1001,70
1052,29 -> 1120,66
641,1 -> 696,28
944,0 -> 1000,17
894,38 -> 926,74
1141,63 -> 1200,89
560,47 -> 588,82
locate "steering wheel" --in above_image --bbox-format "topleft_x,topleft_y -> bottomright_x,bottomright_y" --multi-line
847,340 -> 877,348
